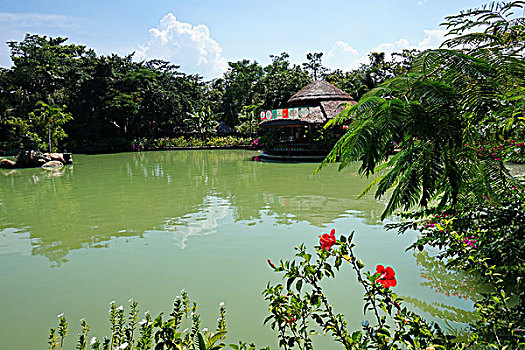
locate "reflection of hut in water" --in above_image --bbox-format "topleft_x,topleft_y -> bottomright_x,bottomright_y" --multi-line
259,80 -> 356,161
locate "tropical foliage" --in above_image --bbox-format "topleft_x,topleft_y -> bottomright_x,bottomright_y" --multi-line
0,31 -> 422,153
319,0 -> 525,218
48,292 -> 265,350
264,231 -> 525,349
131,136 -> 251,151
310,1 -> 525,348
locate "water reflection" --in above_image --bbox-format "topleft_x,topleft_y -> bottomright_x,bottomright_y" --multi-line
415,251 -> 481,301
506,162 -> 525,176
0,227 -> 33,256
0,150 -> 481,350
162,195 -> 231,249
401,250 -> 481,325
0,150 -> 387,264
403,296 -> 476,326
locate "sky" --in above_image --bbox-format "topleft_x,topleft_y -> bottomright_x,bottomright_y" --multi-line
0,0 -> 491,80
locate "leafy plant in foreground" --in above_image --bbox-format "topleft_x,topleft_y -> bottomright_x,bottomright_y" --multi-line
48,291 -> 257,350
264,229 -> 525,349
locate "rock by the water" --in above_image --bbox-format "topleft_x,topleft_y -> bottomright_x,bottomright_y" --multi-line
0,159 -> 16,168
48,153 -> 65,163
9,150 -> 73,168
214,121 -> 235,134
16,150 -> 50,167
42,160 -> 64,169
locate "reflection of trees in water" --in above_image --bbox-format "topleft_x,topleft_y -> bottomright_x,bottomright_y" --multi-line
0,150 -> 386,264
414,251 -> 482,301
401,250 -> 484,325
162,196 -> 231,249
402,296 -> 476,325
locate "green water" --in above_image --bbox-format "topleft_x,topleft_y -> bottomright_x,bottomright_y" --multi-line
0,150 -> 477,349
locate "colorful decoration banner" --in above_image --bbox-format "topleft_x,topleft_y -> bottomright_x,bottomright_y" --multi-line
260,107 -> 309,120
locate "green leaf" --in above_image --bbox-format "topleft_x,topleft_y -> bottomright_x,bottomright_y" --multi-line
286,277 -> 295,291
296,280 -> 303,292
197,332 -> 206,350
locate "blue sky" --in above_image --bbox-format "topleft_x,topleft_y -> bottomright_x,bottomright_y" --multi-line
0,0 -> 490,79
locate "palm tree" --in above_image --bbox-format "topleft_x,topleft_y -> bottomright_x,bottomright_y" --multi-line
317,1 -> 525,219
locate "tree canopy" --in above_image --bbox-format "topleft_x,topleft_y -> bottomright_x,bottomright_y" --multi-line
0,33 -> 419,152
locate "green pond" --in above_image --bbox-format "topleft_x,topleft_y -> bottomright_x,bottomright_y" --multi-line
0,150 -> 478,349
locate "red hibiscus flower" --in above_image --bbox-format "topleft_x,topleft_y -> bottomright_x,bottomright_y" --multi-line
267,259 -> 276,269
375,265 -> 397,288
319,229 -> 336,251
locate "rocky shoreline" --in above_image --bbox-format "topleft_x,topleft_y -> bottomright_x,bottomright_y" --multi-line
0,150 -> 73,169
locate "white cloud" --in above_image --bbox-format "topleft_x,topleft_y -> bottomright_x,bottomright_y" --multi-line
324,29 -> 447,71
417,29 -> 447,50
325,41 -> 360,71
370,38 -> 410,55
135,13 -> 227,79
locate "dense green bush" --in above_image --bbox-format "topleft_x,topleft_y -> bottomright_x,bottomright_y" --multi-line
131,136 -> 251,151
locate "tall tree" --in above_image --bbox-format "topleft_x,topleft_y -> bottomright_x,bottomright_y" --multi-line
221,59 -> 264,126
261,52 -> 311,109
302,52 -> 328,81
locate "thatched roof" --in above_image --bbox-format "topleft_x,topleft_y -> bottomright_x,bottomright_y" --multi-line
214,122 -> 234,134
287,80 -> 355,106
320,100 -> 355,118
260,81 -> 356,127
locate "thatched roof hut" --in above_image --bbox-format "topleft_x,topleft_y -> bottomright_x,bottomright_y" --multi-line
287,80 -> 355,106
260,80 -> 355,127
214,121 -> 235,134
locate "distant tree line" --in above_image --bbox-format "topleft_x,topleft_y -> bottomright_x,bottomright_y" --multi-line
0,34 -> 417,152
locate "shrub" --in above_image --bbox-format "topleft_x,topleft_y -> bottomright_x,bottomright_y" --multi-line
48,291 -> 267,350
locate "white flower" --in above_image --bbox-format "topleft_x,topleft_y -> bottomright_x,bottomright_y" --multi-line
190,312 -> 195,316
183,328 -> 189,333
139,319 -> 147,326
180,289 -> 185,294
57,313 -> 64,318
90,337 -> 97,345
109,300 -> 115,305
145,310 -> 150,315
117,342 -> 129,350
219,302 -> 225,306
202,328 -> 208,332
175,295 -> 182,300
217,318 -> 221,321
128,297 -> 133,303
116,305 -> 123,311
